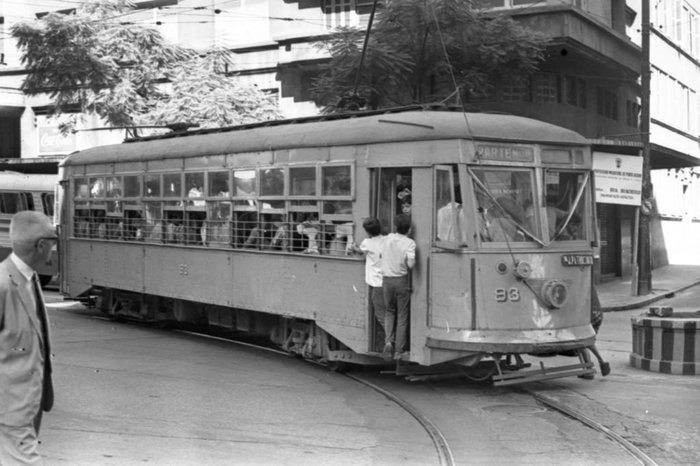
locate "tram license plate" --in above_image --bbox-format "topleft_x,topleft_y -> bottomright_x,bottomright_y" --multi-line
561,254 -> 594,266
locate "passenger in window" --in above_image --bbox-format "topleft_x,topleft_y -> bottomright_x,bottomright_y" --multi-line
296,215 -> 321,254
349,218 -> 387,351
437,191 -> 466,244
245,215 -> 287,250
187,184 -> 205,207
381,214 -> 416,361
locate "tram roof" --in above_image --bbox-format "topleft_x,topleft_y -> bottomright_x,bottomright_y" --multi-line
61,107 -> 589,167
0,171 -> 57,191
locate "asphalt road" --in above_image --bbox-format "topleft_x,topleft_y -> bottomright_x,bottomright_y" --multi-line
40,293 -> 644,465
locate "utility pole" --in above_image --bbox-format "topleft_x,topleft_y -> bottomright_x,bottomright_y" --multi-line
637,0 -> 653,295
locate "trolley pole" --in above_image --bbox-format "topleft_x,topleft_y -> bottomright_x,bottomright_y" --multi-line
637,0 -> 653,295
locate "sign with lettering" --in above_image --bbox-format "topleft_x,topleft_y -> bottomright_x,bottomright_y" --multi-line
477,145 -> 534,163
38,124 -> 76,155
561,254 -> 594,266
592,152 -> 643,206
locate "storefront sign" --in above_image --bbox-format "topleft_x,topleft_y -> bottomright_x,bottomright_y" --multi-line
592,152 -> 643,206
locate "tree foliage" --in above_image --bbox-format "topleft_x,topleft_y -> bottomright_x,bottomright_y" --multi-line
311,0 -> 549,112
12,0 -> 281,134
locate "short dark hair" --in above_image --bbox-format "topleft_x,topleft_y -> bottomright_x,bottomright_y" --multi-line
362,217 -> 381,236
395,214 -> 411,235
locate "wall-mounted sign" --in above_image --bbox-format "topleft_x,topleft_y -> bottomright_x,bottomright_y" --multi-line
592,152 -> 643,206
38,124 -> 76,155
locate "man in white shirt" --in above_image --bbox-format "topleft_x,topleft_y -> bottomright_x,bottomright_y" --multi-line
381,214 -> 416,360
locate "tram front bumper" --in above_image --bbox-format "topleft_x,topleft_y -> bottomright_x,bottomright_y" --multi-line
425,325 -> 595,354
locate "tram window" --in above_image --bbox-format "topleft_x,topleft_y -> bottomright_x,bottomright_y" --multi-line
234,211 -> 257,247
185,211 -> 206,245
326,221 -> 355,256
208,171 -> 230,197
123,175 -> 140,197
435,167 -> 466,245
142,202 -> 163,243
261,168 -> 284,196
472,169 -> 532,243
89,177 -> 105,198
164,210 -> 185,244
233,170 -> 256,197
106,177 -> 122,198
290,167 -> 316,196
205,201 -> 232,247
90,209 -> 107,239
145,174 -> 160,197
106,200 -> 122,216
41,193 -> 54,217
185,172 -> 205,204
163,173 -> 182,197
261,200 -> 285,213
323,200 -> 352,216
0,193 -> 31,214
74,207 -> 90,237
243,213 -> 288,250
322,165 -> 351,196
106,217 -> 125,240
74,178 -> 89,199
545,171 -> 588,241
124,209 -> 144,241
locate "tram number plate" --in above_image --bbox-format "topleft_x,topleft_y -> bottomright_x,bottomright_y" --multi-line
561,254 -> 594,266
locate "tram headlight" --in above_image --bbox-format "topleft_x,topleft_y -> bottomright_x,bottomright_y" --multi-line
541,279 -> 569,309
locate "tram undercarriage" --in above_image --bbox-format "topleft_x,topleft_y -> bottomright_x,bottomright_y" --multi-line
91,287 -> 595,385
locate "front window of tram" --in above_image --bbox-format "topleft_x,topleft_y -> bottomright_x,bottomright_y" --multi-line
470,168 -> 589,244
471,169 -> 535,243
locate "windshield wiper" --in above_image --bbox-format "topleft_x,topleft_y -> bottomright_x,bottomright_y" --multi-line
467,167 -> 546,247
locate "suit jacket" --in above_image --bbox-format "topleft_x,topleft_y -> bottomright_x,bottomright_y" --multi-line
0,256 -> 53,427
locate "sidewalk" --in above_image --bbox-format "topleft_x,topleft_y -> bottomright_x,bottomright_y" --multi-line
597,263 -> 700,311
566,264 -> 700,464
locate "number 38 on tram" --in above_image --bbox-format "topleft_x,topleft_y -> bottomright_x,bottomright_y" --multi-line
58,106 -> 599,385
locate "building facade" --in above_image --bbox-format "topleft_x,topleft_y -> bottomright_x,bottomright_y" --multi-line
0,0 -> 697,278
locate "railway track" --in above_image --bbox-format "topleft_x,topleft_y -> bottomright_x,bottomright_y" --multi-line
173,327 -> 657,466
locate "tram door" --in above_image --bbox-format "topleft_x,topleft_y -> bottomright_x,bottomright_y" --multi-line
370,168 -> 413,351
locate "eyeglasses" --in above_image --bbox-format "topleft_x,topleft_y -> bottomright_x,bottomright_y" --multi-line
35,236 -> 59,248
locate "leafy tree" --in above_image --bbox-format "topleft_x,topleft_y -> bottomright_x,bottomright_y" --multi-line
12,0 -> 281,135
311,0 -> 548,112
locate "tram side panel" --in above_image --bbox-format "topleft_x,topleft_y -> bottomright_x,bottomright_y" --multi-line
68,239 -> 373,354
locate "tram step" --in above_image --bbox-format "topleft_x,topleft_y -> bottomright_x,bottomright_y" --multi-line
493,362 -> 595,387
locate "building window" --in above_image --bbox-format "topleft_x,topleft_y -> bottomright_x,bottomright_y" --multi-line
534,73 -> 560,103
322,0 -> 359,29
655,0 -> 700,58
565,76 -> 586,109
502,77 -> 531,103
596,86 -> 618,120
626,100 -> 640,128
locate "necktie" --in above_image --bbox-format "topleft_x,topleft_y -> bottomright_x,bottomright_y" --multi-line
32,273 -> 53,411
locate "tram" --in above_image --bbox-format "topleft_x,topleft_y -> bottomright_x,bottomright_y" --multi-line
58,106 -> 599,384
0,171 -> 58,286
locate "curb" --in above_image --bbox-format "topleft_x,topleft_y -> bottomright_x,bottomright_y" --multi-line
601,280 -> 700,312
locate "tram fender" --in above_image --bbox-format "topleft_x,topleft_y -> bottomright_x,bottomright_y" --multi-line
315,320 -> 367,354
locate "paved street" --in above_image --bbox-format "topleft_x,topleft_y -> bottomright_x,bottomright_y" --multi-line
38,291 -> 684,466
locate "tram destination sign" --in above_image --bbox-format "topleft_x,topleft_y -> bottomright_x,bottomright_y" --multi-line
561,254 -> 594,266
477,145 -> 534,163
